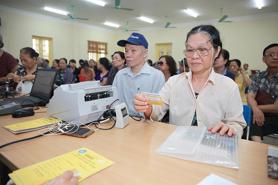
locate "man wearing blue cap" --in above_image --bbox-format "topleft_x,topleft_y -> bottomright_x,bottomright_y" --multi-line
113,32 -> 165,116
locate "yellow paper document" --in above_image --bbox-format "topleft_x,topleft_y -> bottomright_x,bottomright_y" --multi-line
9,147 -> 113,185
4,117 -> 60,134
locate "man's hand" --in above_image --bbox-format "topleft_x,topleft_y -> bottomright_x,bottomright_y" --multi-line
134,94 -> 152,118
252,106 -> 265,126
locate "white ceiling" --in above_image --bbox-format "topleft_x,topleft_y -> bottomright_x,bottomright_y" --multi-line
1,0 -> 278,30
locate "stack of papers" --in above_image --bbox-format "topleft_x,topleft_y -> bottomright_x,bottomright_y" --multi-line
4,117 -> 61,134
9,147 -> 113,185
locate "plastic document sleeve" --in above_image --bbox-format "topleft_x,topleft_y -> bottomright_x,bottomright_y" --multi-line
157,126 -> 239,169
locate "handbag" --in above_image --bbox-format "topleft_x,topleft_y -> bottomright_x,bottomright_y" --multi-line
16,80 -> 33,94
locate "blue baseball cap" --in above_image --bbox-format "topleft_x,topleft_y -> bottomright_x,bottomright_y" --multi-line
117,32 -> 148,49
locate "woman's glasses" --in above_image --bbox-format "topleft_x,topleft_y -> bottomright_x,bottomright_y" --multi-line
184,46 -> 212,58
157,61 -> 164,66
265,52 -> 278,58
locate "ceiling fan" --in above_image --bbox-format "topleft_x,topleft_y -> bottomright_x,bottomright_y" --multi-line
218,8 -> 232,23
67,14 -> 89,21
164,22 -> 176,29
108,0 -> 134,11
121,21 -> 138,32
67,5 -> 89,21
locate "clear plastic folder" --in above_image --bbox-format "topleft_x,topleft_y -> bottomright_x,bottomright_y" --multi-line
157,126 -> 239,169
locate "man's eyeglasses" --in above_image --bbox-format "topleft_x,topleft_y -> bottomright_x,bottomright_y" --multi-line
184,46 -> 212,58
265,52 -> 278,58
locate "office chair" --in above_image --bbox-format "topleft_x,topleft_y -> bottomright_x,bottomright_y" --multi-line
243,105 -> 252,140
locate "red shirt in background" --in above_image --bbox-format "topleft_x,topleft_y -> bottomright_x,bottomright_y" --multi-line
78,68 -> 94,82
0,51 -> 17,78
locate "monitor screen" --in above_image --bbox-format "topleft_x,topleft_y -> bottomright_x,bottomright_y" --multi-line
30,69 -> 57,101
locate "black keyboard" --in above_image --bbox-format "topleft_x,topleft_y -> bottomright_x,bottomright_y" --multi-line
0,102 -> 22,116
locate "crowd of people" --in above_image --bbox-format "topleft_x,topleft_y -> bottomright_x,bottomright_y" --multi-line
0,24 -> 277,185
0,26 -> 277,143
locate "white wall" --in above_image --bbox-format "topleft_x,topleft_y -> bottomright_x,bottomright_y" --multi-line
1,5 -> 278,70
113,14 -> 278,70
0,6 -> 115,62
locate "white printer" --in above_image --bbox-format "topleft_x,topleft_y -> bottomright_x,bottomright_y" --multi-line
47,81 -> 118,124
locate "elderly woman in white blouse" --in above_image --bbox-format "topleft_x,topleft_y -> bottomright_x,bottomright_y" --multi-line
134,25 -> 246,137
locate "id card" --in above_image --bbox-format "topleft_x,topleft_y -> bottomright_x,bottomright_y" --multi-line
141,92 -> 163,106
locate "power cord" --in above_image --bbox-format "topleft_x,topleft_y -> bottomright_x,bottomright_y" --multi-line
88,99 -> 119,130
94,117 -> 116,130
130,116 -> 143,121
0,130 -> 51,149
0,99 -> 121,148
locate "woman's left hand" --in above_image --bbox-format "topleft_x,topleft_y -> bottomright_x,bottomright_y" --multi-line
208,122 -> 236,137
22,74 -> 35,81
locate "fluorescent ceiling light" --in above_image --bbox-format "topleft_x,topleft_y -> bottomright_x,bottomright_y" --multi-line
43,6 -> 69,16
138,16 -> 155,24
254,0 -> 264,9
183,8 -> 199,18
103,21 -> 120,28
85,0 -> 106,7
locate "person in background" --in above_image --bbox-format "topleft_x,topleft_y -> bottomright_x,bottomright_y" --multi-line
134,25 -> 246,137
51,59 -> 59,70
152,61 -> 160,70
247,43 -> 278,142
45,59 -> 49,65
0,34 -> 18,81
78,60 -> 95,82
55,58 -> 73,86
147,59 -> 153,66
98,57 -> 111,85
113,32 -> 165,116
229,59 -> 251,103
214,49 -> 235,80
10,47 -> 38,83
107,51 -> 126,85
178,58 -> 189,73
37,57 -> 50,69
243,63 -> 251,77
89,59 -> 101,81
69,59 -> 79,82
6,47 -> 39,94
158,55 -> 177,81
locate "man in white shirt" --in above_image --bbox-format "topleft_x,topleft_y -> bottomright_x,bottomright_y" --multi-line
113,32 -> 165,116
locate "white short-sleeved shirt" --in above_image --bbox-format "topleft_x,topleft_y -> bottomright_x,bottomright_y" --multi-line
151,70 -> 246,136
113,62 -> 165,116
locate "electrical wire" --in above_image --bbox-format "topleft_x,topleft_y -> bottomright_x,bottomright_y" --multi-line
94,117 -> 116,130
0,99 -> 121,148
130,116 -> 143,121
0,131 -> 51,149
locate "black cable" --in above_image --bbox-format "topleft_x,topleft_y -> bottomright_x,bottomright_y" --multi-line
108,99 -> 119,109
0,131 -> 50,149
94,117 -> 116,130
130,116 -> 143,121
